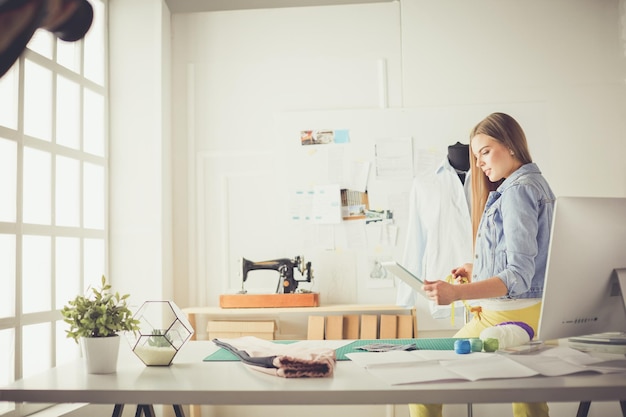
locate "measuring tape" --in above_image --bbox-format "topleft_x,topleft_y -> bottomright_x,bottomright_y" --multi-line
444,274 -> 482,326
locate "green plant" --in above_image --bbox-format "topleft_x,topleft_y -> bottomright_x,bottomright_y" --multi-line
148,329 -> 173,348
61,275 -> 140,343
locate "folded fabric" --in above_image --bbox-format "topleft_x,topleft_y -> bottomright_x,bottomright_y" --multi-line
213,336 -> 336,378
357,343 -> 417,352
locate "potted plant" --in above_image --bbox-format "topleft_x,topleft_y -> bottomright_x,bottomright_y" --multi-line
61,275 -> 140,374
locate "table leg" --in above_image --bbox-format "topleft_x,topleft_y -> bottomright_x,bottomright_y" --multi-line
134,404 -> 156,417
112,404 -> 124,417
576,401 -> 591,417
113,404 -> 185,417
173,404 -> 186,417
577,401 -> 626,417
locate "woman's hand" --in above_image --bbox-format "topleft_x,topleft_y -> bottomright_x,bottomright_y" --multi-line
422,263 -> 474,304
451,263 -> 473,283
422,279 -> 460,305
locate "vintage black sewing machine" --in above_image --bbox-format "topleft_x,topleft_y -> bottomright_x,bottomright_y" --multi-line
220,256 -> 318,308
240,256 -> 313,294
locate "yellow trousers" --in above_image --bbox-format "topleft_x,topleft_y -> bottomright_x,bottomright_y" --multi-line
409,302 -> 550,417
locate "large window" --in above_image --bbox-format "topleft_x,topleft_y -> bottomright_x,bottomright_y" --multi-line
0,1 -> 107,415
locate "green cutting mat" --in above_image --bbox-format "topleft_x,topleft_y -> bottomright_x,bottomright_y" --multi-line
204,340 -> 295,362
203,338 -> 458,362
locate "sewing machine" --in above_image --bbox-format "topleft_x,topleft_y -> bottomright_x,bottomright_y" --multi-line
219,256 -> 318,308
240,256 -> 313,294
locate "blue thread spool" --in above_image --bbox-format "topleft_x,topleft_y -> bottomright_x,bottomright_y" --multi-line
454,339 -> 471,354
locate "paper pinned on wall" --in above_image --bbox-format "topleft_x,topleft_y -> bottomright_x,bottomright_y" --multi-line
327,146 -> 345,184
415,147 -> 445,176
344,160 -> 370,192
367,257 -> 395,289
374,137 -> 414,180
290,189 -> 315,221
290,185 -> 342,224
312,184 -> 342,224
300,129 -> 350,145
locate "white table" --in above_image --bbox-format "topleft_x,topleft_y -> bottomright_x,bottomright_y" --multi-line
1,341 -> 625,416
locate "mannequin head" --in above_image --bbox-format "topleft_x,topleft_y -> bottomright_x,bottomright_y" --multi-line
447,141 -> 470,172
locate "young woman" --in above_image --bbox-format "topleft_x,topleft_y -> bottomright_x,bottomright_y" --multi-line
413,112 -> 556,417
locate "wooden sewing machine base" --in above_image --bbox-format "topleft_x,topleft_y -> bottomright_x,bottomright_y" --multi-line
219,293 -> 320,308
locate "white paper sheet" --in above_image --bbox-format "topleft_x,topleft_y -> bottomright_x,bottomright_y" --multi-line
440,355 -> 539,381
346,346 -> 626,385
507,346 -> 626,377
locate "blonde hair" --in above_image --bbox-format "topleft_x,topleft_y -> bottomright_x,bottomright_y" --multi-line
469,113 -> 532,241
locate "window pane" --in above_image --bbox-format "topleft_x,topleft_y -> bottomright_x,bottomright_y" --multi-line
0,64 -> 18,129
84,238 -> 105,290
56,75 -> 81,149
83,88 -> 105,156
57,38 -> 81,73
56,320 -> 80,366
0,329 -> 15,414
23,147 -> 51,225
83,162 -> 104,229
23,60 -> 52,141
22,235 -> 51,313
23,323 -> 51,378
84,0 -> 105,85
0,138 -> 17,222
27,29 -> 53,59
0,234 -> 16,318
55,237 -> 80,309
56,155 -> 80,227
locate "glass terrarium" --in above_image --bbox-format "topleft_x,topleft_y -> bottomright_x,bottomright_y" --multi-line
128,301 -> 194,366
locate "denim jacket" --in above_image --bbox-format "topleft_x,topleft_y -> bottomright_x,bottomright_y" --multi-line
473,163 -> 555,299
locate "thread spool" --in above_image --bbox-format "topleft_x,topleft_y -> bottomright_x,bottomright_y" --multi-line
469,338 -> 483,352
480,321 -> 534,350
483,338 -> 499,352
454,339 -> 471,354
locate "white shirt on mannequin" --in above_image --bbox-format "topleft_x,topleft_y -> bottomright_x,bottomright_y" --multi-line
396,157 -> 473,319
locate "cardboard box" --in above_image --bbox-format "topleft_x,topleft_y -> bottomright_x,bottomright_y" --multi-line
397,314 -> 415,338
207,320 -> 276,340
343,315 -> 360,339
325,315 -> 344,340
307,316 -> 325,340
379,315 -> 398,339
360,314 -> 378,339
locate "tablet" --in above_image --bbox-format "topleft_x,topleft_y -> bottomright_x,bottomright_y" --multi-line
381,261 -> 428,299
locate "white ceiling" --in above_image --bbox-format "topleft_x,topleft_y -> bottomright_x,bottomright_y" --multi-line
164,0 -> 394,13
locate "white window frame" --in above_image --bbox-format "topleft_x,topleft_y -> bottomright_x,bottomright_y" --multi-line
0,1 -> 108,416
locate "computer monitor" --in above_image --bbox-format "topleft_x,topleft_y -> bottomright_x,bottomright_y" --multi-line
537,196 -> 626,341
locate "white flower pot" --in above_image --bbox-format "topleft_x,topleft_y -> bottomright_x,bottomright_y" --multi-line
81,335 -> 120,374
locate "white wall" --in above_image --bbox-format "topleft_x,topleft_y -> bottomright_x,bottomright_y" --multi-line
103,1 -> 626,417
109,0 -> 173,304
401,0 -> 626,198
108,0 -> 626,315
169,0 -> 626,319
170,2 -> 407,310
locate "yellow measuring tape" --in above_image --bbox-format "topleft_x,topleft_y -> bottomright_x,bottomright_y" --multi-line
445,274 -> 474,326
